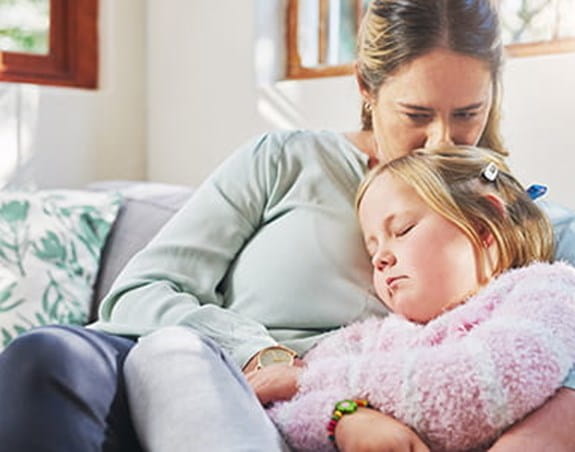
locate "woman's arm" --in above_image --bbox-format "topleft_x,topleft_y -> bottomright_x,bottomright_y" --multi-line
489,388 -> 575,451
92,133 -> 285,367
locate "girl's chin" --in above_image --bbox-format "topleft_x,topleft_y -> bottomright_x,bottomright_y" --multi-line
393,302 -> 435,324
391,301 -> 415,319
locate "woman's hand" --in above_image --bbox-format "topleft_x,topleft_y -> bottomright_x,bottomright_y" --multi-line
244,360 -> 304,405
488,388 -> 575,451
335,407 -> 430,452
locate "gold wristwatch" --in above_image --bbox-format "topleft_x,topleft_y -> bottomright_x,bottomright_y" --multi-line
256,345 -> 297,370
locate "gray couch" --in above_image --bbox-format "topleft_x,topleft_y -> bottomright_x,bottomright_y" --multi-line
88,181 -> 193,322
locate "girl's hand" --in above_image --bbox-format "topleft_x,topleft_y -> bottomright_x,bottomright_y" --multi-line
244,359 -> 304,405
335,407 -> 430,452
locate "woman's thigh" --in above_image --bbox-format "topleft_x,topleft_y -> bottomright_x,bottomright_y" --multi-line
124,326 -> 290,452
0,325 -> 141,452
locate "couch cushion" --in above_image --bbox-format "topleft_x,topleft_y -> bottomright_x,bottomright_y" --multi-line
0,189 -> 121,348
88,181 -> 193,321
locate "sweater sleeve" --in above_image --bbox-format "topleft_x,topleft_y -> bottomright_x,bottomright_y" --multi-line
91,133 -> 284,367
273,263 -> 575,451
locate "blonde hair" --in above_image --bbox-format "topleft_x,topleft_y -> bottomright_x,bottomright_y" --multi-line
356,146 -> 555,276
357,0 -> 507,155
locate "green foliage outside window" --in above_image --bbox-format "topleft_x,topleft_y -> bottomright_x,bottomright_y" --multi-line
0,0 -> 49,55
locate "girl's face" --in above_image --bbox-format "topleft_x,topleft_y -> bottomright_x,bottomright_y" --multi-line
358,172 -> 485,323
364,48 -> 493,162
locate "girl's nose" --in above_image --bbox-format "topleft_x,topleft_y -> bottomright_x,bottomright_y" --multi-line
372,249 -> 396,271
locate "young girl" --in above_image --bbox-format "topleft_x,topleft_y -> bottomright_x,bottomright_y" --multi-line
265,146 -> 575,451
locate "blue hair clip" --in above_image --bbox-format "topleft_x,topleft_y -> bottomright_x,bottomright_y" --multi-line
526,184 -> 547,200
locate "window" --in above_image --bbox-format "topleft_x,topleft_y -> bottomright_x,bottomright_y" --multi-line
502,0 -> 575,57
286,0 -> 575,80
0,0 -> 98,89
286,0 -> 367,79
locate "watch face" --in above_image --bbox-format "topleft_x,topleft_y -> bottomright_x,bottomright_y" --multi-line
259,347 -> 294,367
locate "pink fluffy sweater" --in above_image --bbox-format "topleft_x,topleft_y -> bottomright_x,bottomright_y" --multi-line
267,262 -> 575,451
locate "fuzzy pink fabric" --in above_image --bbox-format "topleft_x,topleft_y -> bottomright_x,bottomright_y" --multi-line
267,262 -> 575,451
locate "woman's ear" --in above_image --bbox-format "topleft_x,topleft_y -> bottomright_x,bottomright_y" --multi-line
354,62 -> 373,104
479,194 -> 505,247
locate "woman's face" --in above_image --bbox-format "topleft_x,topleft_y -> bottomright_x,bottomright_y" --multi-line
358,171 -> 484,323
366,48 -> 493,162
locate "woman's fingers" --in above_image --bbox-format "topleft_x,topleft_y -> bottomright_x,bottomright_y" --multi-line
245,364 -> 301,405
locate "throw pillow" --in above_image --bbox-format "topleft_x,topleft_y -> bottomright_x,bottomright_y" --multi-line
0,190 -> 121,349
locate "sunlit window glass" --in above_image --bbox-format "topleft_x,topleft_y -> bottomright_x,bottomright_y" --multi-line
297,0 -> 368,68
500,0 -> 575,45
0,0 -> 50,55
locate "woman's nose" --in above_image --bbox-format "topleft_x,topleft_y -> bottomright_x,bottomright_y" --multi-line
424,121 -> 454,149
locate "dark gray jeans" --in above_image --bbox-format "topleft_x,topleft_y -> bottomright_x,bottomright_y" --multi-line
0,325 -> 142,452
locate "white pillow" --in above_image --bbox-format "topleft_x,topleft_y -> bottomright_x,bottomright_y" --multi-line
0,190 -> 121,349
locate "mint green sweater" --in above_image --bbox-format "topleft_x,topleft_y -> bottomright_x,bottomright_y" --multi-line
91,130 -> 387,367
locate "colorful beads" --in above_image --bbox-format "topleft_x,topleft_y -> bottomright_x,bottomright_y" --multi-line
326,398 -> 370,443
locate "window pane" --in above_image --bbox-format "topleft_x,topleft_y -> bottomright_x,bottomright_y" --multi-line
501,0 -> 575,45
298,0 -> 365,68
298,0 -> 320,67
333,0 -> 357,64
0,0 -> 50,55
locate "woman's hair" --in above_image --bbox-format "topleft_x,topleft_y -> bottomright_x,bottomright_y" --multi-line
357,0 -> 505,155
356,146 -> 555,277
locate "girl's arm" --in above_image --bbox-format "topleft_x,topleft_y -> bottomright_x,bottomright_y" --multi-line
335,407 -> 429,452
268,387 -> 429,452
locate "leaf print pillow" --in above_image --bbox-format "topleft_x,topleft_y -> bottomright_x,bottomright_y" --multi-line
0,190 -> 121,349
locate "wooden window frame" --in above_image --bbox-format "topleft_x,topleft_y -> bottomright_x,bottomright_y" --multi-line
286,0 -> 575,80
286,0 -> 363,79
505,38 -> 575,58
0,0 -> 98,89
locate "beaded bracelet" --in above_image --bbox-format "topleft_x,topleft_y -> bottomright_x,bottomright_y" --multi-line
327,399 -> 370,443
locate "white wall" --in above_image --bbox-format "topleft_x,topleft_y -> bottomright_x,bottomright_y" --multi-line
503,53 -> 575,210
147,0 -> 264,186
0,0 -> 147,189
147,1 -> 575,210
146,0 -> 362,186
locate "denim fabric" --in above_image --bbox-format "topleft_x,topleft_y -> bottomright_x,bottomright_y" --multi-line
564,366 -> 575,390
0,326 -> 140,452
539,200 -> 575,390
538,200 -> 575,265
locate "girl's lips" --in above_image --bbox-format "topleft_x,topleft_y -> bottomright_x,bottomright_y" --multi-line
386,276 -> 407,287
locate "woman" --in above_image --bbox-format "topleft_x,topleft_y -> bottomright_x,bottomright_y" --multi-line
0,1 -> 573,451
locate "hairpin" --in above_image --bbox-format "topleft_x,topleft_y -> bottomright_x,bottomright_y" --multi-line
482,162 -> 498,182
526,184 -> 548,201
